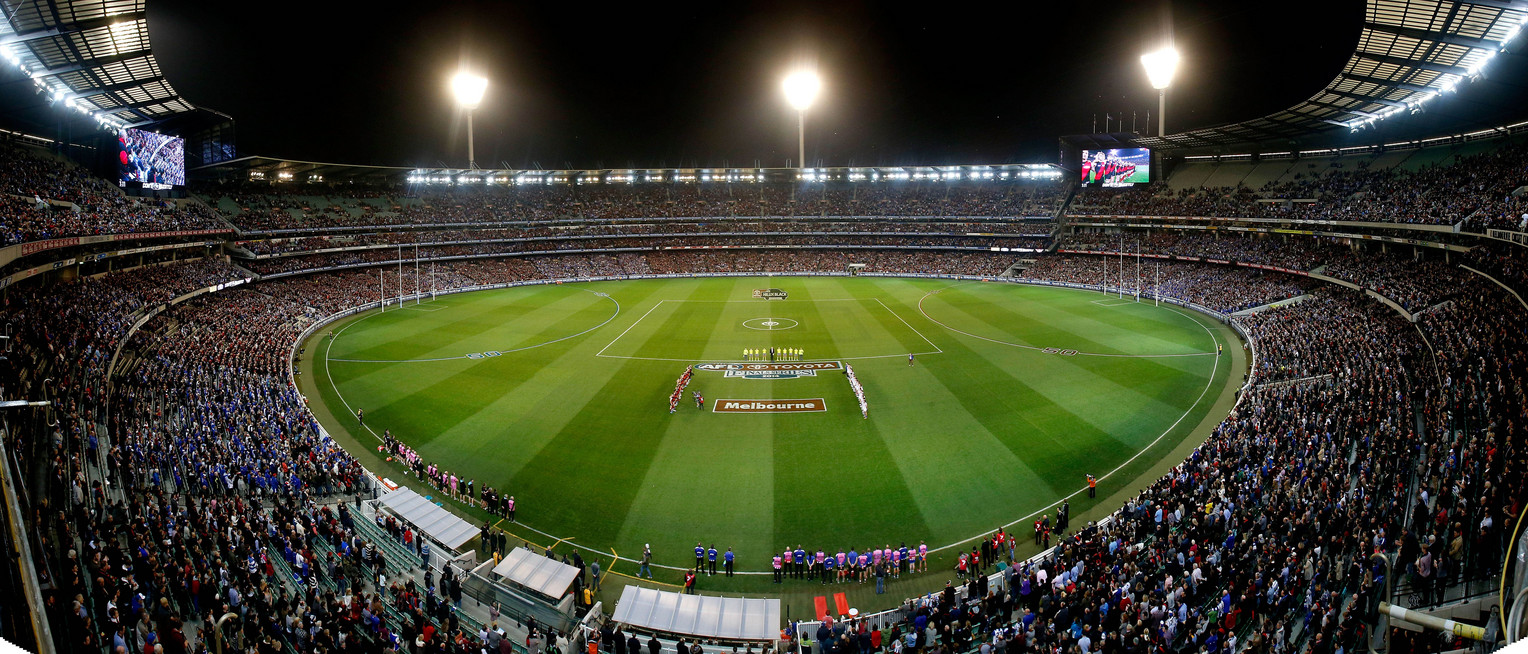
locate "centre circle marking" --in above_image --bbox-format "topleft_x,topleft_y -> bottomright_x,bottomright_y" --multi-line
742,317 -> 798,331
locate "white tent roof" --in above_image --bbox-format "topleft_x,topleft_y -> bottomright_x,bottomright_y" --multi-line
491,547 -> 581,598
377,486 -> 479,550
610,585 -> 781,642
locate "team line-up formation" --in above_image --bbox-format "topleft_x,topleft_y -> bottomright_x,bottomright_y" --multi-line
744,347 -> 803,361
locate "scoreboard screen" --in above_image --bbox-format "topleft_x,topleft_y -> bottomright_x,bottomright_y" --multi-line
118,128 -> 185,189
1080,148 -> 1150,187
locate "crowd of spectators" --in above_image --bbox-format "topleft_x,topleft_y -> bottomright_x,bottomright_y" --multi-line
1056,233 -> 1336,272
211,182 -> 1069,232
1056,230 -> 1472,312
240,221 -> 1050,256
5,225 -> 1525,654
849,277 -> 1517,654
1020,256 -> 1313,313
0,144 -> 228,245
1071,140 -> 1528,226
243,236 -> 1028,276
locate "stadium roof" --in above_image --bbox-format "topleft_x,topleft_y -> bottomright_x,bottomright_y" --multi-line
490,547 -> 581,599
0,0 -> 193,128
610,586 -> 782,642
376,486 -> 478,550
1139,0 -> 1528,154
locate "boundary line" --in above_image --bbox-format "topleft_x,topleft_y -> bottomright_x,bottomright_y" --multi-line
323,316 -> 384,442
452,304 -> 1229,574
310,279 -> 1235,575
917,283 -> 1215,359
920,298 -> 1226,557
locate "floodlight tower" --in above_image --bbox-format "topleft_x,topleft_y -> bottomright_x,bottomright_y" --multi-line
782,71 -> 821,169
1140,47 -> 1179,137
452,72 -> 489,169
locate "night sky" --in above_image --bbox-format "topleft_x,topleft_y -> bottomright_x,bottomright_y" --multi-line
147,1 -> 1363,169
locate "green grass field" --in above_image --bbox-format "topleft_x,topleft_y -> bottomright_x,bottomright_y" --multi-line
299,276 -> 1241,612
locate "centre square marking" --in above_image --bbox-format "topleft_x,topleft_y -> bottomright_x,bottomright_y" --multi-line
742,317 -> 798,331
712,398 -> 826,413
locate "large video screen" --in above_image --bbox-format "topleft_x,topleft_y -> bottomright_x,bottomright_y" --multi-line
1080,148 -> 1150,187
118,128 -> 185,189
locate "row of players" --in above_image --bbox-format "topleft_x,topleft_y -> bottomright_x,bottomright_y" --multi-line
768,542 -> 932,583
742,347 -> 803,361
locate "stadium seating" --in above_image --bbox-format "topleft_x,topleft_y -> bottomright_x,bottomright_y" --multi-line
4,133 -> 1525,654
1069,138 -> 1528,227
0,143 -> 228,245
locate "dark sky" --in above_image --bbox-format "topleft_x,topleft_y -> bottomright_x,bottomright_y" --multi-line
148,1 -> 1363,169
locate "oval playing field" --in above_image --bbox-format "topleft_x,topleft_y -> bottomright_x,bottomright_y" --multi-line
300,276 -> 1241,584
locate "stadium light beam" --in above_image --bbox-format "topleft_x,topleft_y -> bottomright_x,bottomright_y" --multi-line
1140,47 -> 1179,137
782,71 -> 820,169
452,72 -> 489,169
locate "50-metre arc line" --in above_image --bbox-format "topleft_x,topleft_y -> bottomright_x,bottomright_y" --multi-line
316,280 -> 1230,575
328,290 -> 622,363
917,283 -> 1216,358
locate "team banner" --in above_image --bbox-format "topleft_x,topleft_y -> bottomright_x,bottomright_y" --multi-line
694,361 -> 843,380
713,398 -> 826,413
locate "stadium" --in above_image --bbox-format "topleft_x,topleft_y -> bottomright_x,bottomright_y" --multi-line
0,1 -> 1523,654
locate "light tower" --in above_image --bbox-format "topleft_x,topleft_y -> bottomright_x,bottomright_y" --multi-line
1140,47 -> 1179,137
451,72 -> 489,169
782,70 -> 821,169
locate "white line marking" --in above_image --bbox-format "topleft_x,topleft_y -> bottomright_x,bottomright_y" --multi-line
315,279 -> 1233,574
594,299 -> 666,357
322,316 -> 384,443
874,297 -> 943,354
330,291 -> 621,363
918,284 -> 1215,358
924,304 -> 1225,557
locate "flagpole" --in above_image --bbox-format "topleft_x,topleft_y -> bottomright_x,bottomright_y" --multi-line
1155,261 -> 1159,306
415,244 -> 420,305
379,268 -> 385,312
397,245 -> 403,306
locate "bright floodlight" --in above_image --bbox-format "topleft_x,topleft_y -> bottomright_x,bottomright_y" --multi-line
1140,47 -> 1180,90
452,72 -> 489,109
782,71 -> 821,111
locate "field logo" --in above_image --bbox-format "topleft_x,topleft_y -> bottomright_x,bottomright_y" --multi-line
713,398 -> 826,413
742,317 -> 798,331
695,361 -> 843,380
752,288 -> 788,300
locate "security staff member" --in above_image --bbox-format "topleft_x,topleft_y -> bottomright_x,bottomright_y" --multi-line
706,545 -> 718,575
723,547 -> 735,577
695,542 -> 705,571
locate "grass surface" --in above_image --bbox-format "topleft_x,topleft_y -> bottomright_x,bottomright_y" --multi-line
298,276 -> 1243,615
